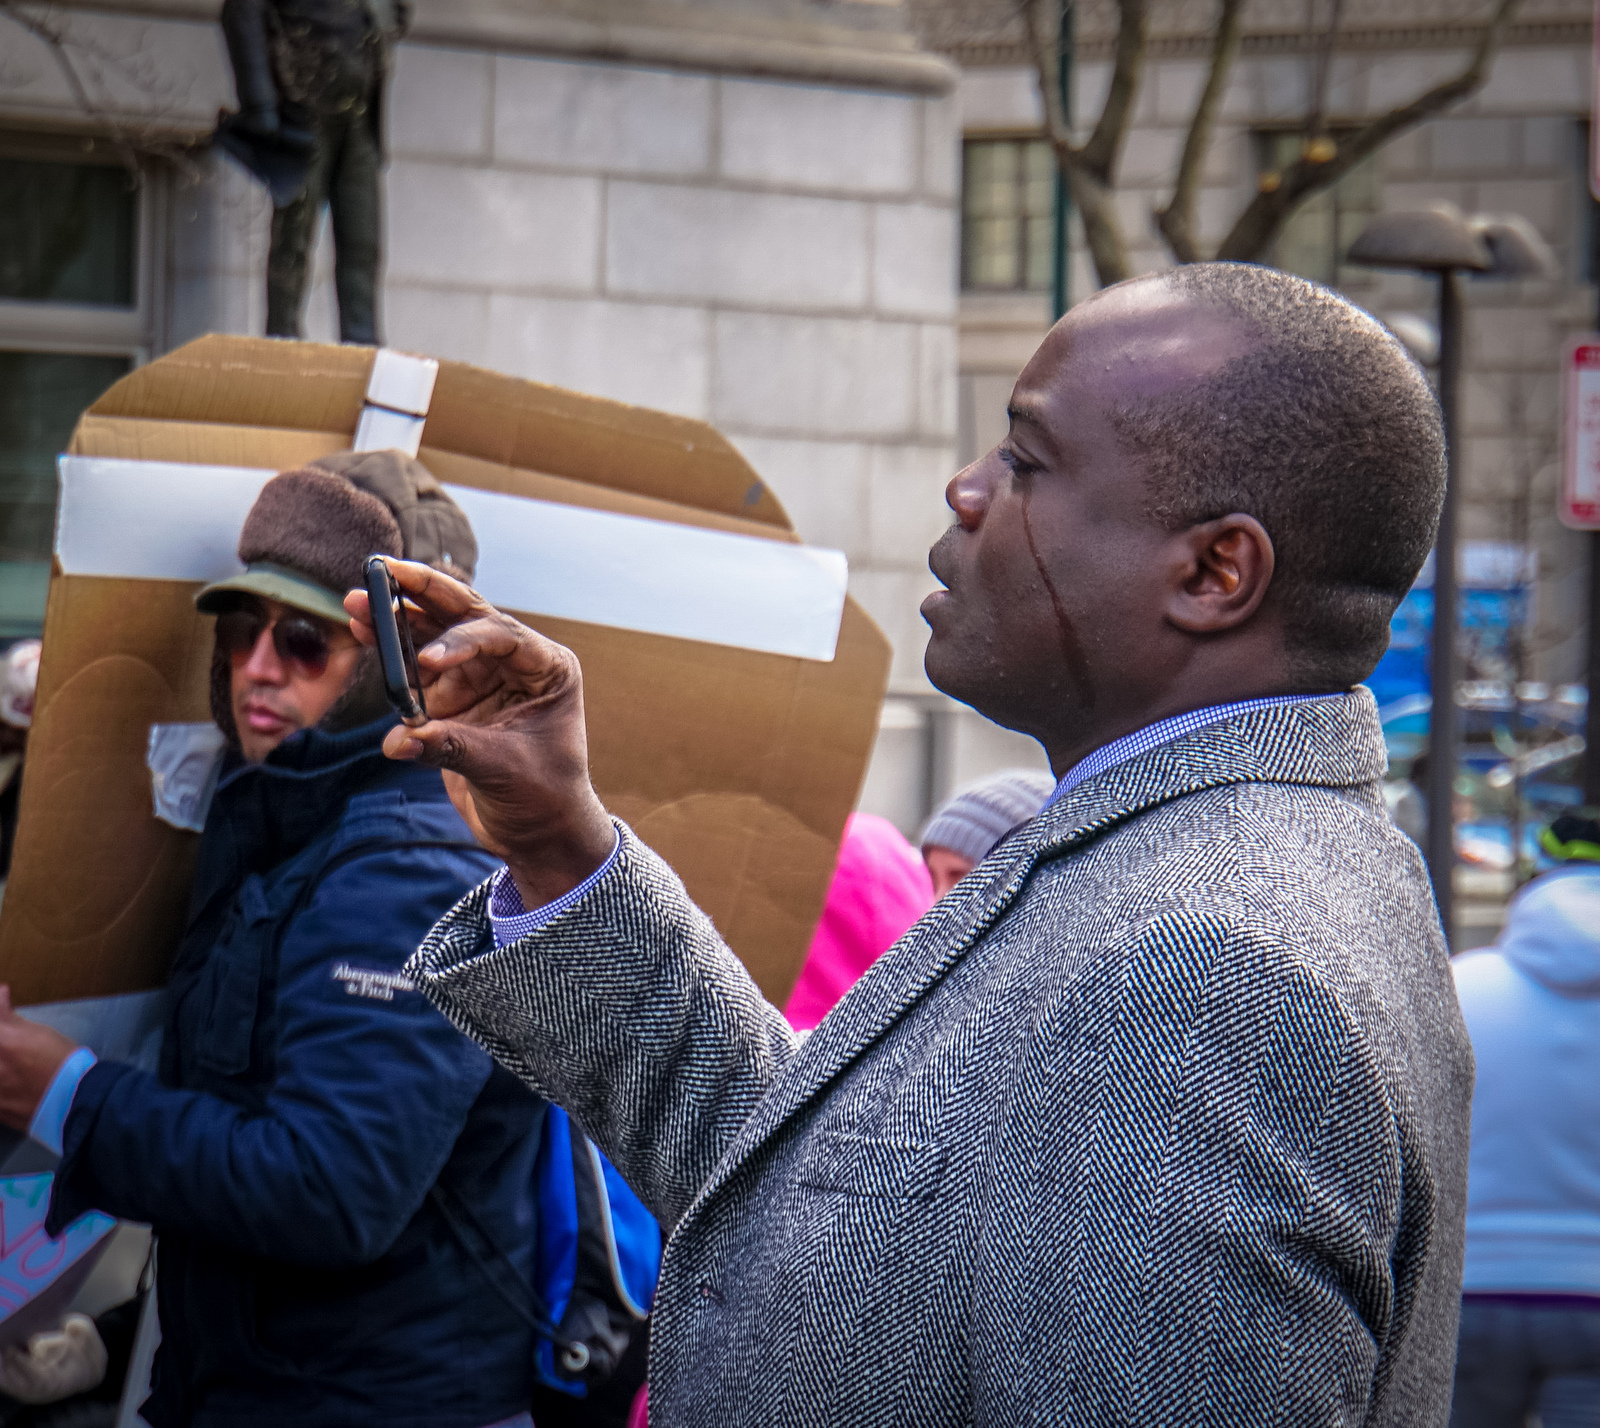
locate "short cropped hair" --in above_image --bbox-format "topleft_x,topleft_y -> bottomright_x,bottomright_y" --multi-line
1108,263 -> 1445,687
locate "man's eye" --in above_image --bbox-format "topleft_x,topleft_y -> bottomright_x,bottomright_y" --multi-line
998,447 -> 1038,477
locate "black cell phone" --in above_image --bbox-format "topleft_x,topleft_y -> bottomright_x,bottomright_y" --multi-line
363,555 -> 428,728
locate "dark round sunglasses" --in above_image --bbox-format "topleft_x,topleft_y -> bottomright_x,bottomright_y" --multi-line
214,603 -> 342,679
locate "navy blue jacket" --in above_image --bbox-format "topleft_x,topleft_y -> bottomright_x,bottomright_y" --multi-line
48,716 -> 540,1428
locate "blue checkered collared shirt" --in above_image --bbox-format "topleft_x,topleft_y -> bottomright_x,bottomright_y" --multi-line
1047,694 -> 1332,806
487,829 -> 622,945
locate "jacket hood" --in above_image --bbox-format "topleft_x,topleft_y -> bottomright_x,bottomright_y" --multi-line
1496,865 -> 1600,996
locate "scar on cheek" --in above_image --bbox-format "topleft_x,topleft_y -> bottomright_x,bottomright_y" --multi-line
1020,486 -> 1096,710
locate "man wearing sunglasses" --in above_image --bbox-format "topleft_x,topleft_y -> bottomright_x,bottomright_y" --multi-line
0,457 -> 583,1428
210,593 -> 366,762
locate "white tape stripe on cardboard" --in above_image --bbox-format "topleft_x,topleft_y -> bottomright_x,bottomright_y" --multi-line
55,456 -> 848,661
364,350 -> 438,416
353,406 -> 426,457
353,351 -> 438,457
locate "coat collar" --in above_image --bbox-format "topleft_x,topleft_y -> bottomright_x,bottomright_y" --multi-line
1031,687 -> 1385,856
203,714 -> 403,887
216,712 -> 402,791
690,688 -> 1389,1215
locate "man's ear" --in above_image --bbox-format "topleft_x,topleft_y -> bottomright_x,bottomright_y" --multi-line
1164,514 -> 1275,634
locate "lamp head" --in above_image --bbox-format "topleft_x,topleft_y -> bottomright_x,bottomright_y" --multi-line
1346,204 -> 1492,273
1472,214 -> 1557,280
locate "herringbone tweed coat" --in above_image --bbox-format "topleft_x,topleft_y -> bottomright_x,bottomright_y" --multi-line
410,691 -> 1474,1426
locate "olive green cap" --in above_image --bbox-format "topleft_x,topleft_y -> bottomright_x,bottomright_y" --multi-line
194,563 -> 353,625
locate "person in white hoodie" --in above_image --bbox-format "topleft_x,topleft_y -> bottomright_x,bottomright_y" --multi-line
1449,811 -> 1600,1428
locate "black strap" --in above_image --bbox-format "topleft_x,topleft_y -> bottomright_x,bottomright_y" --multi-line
427,1175 -> 581,1356
290,834 -> 561,1337
291,836 -> 601,1373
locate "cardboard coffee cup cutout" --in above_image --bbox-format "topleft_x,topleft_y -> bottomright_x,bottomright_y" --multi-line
0,336 -> 890,1007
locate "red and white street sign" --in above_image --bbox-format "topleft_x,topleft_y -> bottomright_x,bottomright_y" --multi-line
1563,338 -> 1600,530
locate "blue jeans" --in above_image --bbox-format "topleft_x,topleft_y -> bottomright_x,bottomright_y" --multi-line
1450,1298 -> 1600,1428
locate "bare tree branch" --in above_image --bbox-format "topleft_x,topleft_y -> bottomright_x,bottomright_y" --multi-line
1023,0 -> 1144,288
1154,0 -> 1244,266
4,3 -> 102,129
1007,0 -> 1519,288
1079,0 -> 1148,177
1215,0 -> 1522,262
0,1 -> 205,178
1024,0 -> 1074,153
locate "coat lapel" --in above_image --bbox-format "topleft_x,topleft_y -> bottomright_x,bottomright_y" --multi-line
688,690 -> 1390,1212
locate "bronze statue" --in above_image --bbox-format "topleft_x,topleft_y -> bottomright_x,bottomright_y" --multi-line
216,0 -> 410,345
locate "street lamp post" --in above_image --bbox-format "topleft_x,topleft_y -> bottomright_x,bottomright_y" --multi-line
1051,0 -> 1075,322
1347,206 -> 1555,944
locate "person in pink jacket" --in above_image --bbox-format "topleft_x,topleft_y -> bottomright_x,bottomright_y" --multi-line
784,812 -> 936,1032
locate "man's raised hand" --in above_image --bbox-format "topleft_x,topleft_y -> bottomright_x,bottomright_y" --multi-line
344,559 -> 616,907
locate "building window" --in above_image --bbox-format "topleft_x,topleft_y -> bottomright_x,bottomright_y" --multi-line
0,158 -> 137,306
0,352 -> 130,635
1254,131 -> 1380,289
0,134 -> 155,638
961,138 -> 1056,291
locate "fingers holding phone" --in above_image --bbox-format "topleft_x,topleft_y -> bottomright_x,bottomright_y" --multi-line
363,556 -> 428,728
347,558 -> 574,717
344,559 -> 615,903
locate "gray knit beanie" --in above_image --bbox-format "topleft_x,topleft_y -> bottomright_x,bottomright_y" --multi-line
919,768 -> 1057,863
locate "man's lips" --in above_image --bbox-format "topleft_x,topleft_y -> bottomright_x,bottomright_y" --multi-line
920,561 -> 953,627
923,530 -> 961,624
243,702 -> 291,732
927,529 -> 959,593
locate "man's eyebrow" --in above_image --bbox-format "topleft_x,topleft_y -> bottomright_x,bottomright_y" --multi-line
1006,403 -> 1046,429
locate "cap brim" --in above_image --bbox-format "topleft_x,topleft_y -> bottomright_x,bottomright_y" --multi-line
194,563 -> 353,625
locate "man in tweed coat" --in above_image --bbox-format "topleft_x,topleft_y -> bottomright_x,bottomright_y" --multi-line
349,263 -> 1474,1425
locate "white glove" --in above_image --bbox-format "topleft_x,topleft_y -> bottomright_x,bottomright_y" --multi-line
0,1313 -> 108,1404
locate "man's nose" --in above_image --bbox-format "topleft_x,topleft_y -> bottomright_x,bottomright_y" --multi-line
242,626 -> 287,683
945,458 -> 992,533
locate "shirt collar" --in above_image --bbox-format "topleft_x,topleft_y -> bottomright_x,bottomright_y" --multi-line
1046,694 -> 1332,807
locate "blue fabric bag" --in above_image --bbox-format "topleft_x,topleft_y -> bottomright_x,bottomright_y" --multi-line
432,1102 -> 661,1399
532,1106 -> 661,1394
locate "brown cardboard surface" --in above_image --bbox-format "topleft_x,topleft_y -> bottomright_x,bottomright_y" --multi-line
0,336 -> 890,1007
85,335 -> 793,528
